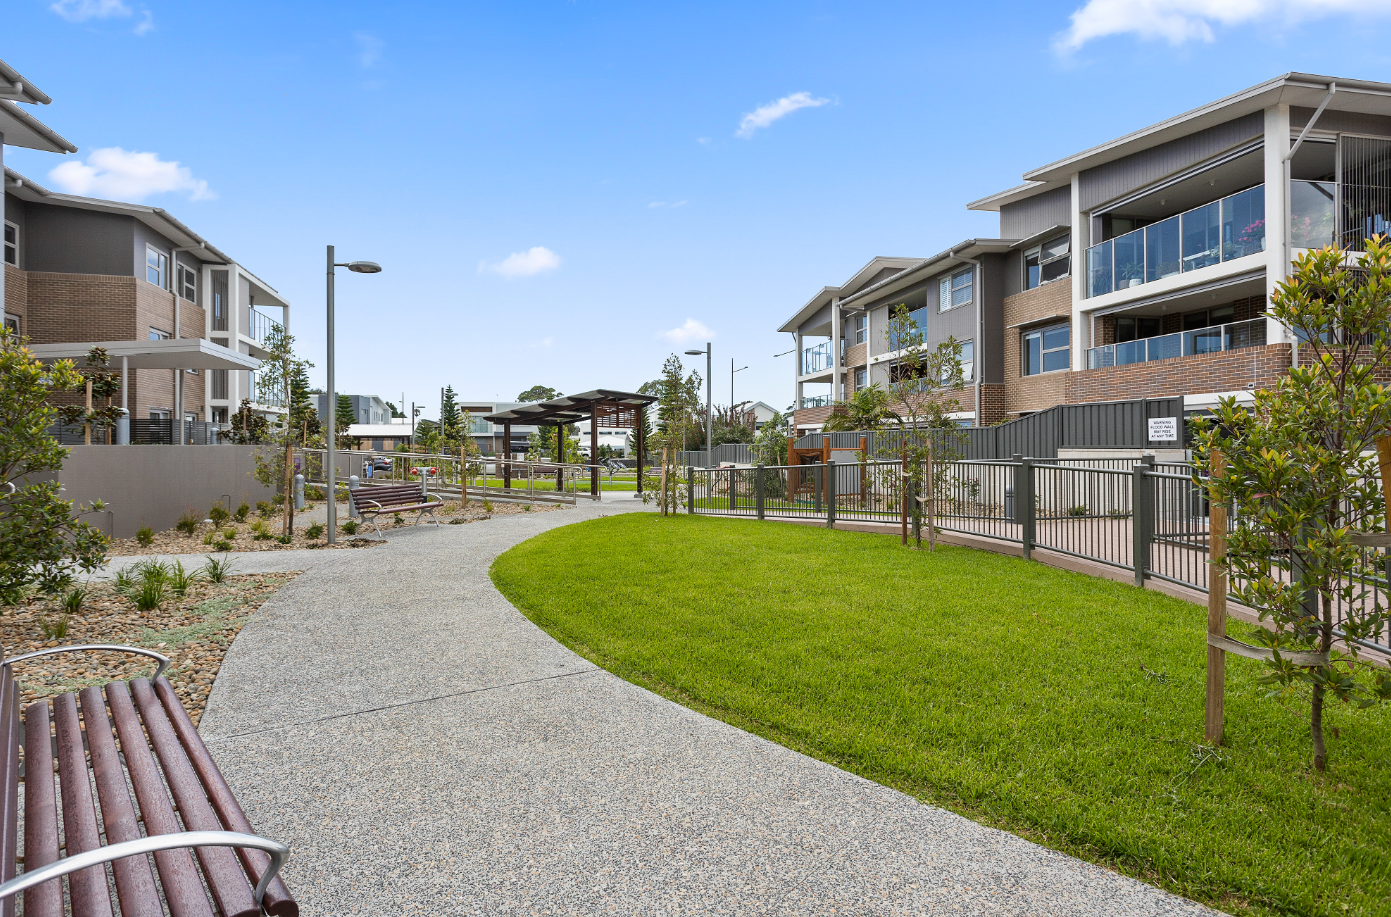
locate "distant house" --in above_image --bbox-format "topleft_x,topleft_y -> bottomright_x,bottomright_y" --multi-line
316,393 -> 393,427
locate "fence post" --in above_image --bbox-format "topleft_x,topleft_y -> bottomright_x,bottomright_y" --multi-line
826,461 -> 837,529
687,465 -> 695,514
908,477 -> 919,543
1132,458 -> 1154,587
1205,449 -> 1228,745
813,463 -> 823,514
1019,456 -> 1035,560
756,463 -> 765,520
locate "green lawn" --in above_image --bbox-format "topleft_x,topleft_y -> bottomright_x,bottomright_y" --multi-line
490,514 -> 1391,917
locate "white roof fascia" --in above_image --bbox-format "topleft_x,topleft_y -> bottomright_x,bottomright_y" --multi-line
838,239 -> 1018,311
27,338 -> 260,371
0,59 -> 53,104
776,256 -> 921,333
0,100 -> 76,153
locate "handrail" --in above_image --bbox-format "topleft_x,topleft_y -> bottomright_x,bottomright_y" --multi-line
4,644 -> 171,681
0,830 -> 289,909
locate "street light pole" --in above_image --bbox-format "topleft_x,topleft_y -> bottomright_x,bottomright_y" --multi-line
325,246 -> 383,546
686,343 -> 712,468
731,359 -> 747,425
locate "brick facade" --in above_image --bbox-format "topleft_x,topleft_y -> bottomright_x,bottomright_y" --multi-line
13,268 -> 206,420
1002,277 -> 1071,416
1065,342 -> 1291,403
979,382 -> 1006,425
792,405 -> 833,431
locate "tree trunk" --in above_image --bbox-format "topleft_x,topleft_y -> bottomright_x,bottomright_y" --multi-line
926,446 -> 936,552
1312,590 -> 1334,771
282,436 -> 295,539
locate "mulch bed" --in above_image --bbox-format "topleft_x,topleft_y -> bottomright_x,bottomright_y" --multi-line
0,571 -> 297,725
107,499 -> 562,556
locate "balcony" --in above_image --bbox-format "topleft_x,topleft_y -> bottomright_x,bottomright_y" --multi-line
248,371 -> 285,408
1087,185 -> 1265,298
249,308 -> 282,345
802,342 -> 833,375
1291,180 -> 1336,249
1087,317 -> 1265,369
801,394 -> 833,408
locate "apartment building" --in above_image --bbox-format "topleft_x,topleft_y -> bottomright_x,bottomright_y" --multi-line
5,168 -> 290,430
316,393 -> 394,427
782,73 -> 1391,433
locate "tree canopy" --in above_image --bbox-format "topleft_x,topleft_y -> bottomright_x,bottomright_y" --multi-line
517,385 -> 560,403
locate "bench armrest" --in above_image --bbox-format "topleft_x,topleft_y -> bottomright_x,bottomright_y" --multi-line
358,499 -> 385,511
4,644 -> 171,681
423,492 -> 442,503
0,830 -> 289,910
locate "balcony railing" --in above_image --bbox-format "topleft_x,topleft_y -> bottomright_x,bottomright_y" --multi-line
1087,317 -> 1266,369
248,371 -> 285,408
802,342 -> 833,375
1291,180 -> 1337,250
1087,185 -> 1265,298
800,395 -> 833,409
249,309 -> 282,345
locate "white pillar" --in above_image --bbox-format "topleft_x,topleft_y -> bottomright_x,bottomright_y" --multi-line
1264,103 -> 1292,345
1069,172 -> 1087,371
794,329 -> 804,415
175,368 -> 184,446
830,296 -> 841,402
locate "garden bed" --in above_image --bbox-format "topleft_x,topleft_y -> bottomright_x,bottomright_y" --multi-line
0,564 -> 296,725
107,499 -> 559,556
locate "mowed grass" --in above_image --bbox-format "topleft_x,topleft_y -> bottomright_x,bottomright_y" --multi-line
490,513 -> 1391,917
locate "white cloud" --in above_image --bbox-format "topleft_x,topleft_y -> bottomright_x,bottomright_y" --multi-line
671,200 -> 687,208
478,246 -> 561,278
51,0 -> 130,22
660,318 -> 714,344
354,31 -> 384,68
1056,0 -> 1370,51
48,148 -> 215,202
134,9 -> 153,34
736,92 -> 830,139
649,200 -> 687,209
649,201 -> 666,208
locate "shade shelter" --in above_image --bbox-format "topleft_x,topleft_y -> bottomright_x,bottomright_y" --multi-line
485,389 -> 657,497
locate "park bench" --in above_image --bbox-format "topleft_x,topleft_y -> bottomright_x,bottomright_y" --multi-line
350,482 -> 443,536
0,644 -> 296,916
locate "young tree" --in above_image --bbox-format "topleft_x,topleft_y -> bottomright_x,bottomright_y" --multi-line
1193,238 -> 1391,771
55,348 -> 123,444
0,329 -> 109,602
881,304 -> 968,549
287,363 -> 321,446
250,326 -> 312,539
227,398 -> 269,444
752,411 -> 791,466
517,385 -> 560,403
440,385 -> 461,445
335,394 -> 356,449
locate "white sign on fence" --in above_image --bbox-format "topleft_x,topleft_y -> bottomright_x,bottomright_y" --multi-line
1147,416 -> 1179,442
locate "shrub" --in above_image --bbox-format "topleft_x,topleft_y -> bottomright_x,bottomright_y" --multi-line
208,503 -> 230,525
201,554 -> 234,583
341,520 -> 358,535
167,560 -> 197,596
482,500 -> 494,514
214,538 -> 234,553
523,504 -> 532,512
136,525 -> 154,546
221,528 -> 237,540
203,531 -> 216,546
175,508 -> 201,536
132,578 -> 164,611
61,586 -> 85,614
113,569 -> 136,594
449,518 -> 465,525
251,521 -> 273,541
277,534 -> 293,545
305,485 -> 325,500
234,502 -> 250,522
256,501 -> 272,517
393,513 -> 403,525
1067,505 -> 1088,517
39,614 -> 70,639
132,559 -> 170,585
306,521 -> 325,539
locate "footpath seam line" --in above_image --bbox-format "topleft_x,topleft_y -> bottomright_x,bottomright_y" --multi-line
203,667 -> 603,742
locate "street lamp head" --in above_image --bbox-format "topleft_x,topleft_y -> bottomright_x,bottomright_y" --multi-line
685,349 -> 703,356
347,261 -> 382,273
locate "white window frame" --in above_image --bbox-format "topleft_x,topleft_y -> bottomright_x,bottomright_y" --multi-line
938,268 -> 974,313
149,326 -> 171,341
177,263 -> 197,302
146,245 -> 168,289
3,313 -> 19,335
854,314 -> 867,344
3,220 -> 17,267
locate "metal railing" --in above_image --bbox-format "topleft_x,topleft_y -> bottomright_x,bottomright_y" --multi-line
249,309 -> 281,345
1086,184 -> 1265,298
688,455 -> 1391,654
1086,317 -> 1266,369
800,394 -> 833,409
801,342 -> 834,375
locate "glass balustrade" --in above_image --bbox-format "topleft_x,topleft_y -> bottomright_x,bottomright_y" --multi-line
1086,317 -> 1266,369
801,342 -> 833,375
1291,180 -> 1336,250
1087,184 -> 1266,298
801,394 -> 833,408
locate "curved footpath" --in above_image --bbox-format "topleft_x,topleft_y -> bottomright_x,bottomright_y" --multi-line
125,497 -> 1216,916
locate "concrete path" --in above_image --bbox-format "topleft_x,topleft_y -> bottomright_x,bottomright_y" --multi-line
179,494 -> 1215,916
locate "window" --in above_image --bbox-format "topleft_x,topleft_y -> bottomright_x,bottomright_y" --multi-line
211,270 -> 229,331
947,340 -> 975,383
149,327 -> 171,341
854,315 -> 867,344
177,264 -> 197,302
939,268 -> 973,312
1024,236 -> 1071,290
4,313 -> 18,335
211,369 -> 228,400
3,221 -> 17,266
211,408 -> 228,424
146,246 -> 168,288
888,306 -> 928,351
1023,323 -> 1070,375
854,368 -> 867,389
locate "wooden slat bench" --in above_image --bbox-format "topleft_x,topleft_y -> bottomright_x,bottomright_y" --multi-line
0,645 -> 296,917
349,482 -> 443,536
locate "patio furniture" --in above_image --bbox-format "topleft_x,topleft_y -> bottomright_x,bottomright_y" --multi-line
0,645 -> 296,916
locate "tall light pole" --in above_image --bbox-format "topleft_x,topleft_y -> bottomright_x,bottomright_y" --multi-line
326,245 -> 382,545
731,359 -> 747,425
685,343 -> 712,469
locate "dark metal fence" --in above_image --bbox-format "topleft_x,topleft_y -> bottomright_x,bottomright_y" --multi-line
689,455 -> 1391,654
48,421 -> 224,445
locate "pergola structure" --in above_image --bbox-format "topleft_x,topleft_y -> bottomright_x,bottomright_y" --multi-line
485,389 -> 657,496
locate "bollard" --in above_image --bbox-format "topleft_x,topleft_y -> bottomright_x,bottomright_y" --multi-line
115,409 -> 130,445
294,474 -> 305,511
348,474 -> 361,519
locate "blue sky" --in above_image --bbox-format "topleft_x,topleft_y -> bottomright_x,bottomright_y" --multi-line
7,0 -> 1391,417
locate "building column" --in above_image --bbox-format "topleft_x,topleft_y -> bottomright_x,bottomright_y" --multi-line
1069,171 -> 1088,372
1264,103 -> 1292,345
830,296 -> 841,403
793,329 -> 804,414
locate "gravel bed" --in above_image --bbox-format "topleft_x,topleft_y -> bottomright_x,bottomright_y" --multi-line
107,499 -> 558,556
0,571 -> 297,724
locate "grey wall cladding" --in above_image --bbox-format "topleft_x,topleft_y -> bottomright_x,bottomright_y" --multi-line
1000,186 -> 1071,239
